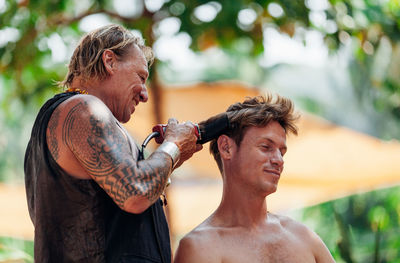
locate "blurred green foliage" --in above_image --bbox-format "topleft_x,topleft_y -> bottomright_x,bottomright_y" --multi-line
0,0 -> 399,176
302,185 -> 400,262
0,236 -> 33,262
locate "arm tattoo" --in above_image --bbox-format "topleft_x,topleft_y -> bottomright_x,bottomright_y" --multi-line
48,109 -> 61,161
62,100 -> 172,207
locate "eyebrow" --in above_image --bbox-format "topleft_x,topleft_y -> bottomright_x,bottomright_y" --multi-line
265,138 -> 287,152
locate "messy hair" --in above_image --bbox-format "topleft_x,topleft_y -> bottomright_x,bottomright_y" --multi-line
209,94 -> 299,173
59,24 -> 154,88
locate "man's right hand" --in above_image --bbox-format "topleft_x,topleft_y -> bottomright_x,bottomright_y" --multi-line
164,118 -> 203,168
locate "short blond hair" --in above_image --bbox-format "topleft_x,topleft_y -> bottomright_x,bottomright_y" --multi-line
60,24 -> 154,88
210,94 -> 299,173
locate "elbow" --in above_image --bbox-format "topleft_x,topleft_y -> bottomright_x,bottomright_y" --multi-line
122,196 -> 152,214
123,205 -> 148,214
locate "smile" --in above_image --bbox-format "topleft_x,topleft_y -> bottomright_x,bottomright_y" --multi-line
264,169 -> 281,177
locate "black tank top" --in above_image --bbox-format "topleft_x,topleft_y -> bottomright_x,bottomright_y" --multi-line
24,92 -> 171,263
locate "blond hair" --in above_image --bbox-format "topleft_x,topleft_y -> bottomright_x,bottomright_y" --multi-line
60,24 -> 154,88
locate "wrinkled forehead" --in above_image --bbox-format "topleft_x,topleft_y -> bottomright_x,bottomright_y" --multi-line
122,45 -> 148,68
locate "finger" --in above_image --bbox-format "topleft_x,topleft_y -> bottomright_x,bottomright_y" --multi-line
183,121 -> 197,129
184,120 -> 194,125
167,118 -> 178,125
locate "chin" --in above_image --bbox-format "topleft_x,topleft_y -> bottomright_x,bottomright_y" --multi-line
123,109 -> 135,123
261,184 -> 277,196
121,117 -> 131,123
117,114 -> 131,124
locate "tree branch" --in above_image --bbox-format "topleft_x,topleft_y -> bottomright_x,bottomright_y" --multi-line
48,8 -> 148,27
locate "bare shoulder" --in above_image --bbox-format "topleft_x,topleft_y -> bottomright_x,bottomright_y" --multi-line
272,213 -> 335,263
174,222 -> 222,263
273,213 -> 315,237
47,93 -> 125,179
47,94 -> 108,159
58,94 -> 111,119
49,94 -> 112,132
56,94 -> 119,145
48,93 -> 115,155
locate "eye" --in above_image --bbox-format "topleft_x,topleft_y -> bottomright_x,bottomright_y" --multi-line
261,145 -> 272,151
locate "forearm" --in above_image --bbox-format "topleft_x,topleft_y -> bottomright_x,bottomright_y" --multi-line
124,151 -> 173,212
61,97 -> 193,213
91,150 -> 173,214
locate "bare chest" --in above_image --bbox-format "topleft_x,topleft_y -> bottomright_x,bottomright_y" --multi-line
218,230 -> 316,263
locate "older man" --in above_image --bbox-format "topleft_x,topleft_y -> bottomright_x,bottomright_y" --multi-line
174,95 -> 335,263
25,24 -> 201,263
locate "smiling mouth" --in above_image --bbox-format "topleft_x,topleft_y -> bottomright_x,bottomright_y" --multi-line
264,170 -> 281,177
130,101 -> 137,114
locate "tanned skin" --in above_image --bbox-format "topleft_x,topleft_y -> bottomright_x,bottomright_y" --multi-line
174,122 -> 335,263
47,44 -> 202,213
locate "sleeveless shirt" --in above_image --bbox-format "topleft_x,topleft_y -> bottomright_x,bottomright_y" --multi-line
24,92 -> 171,262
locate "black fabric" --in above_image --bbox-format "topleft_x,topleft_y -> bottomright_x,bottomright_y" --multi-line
105,199 -> 170,263
24,92 -> 171,263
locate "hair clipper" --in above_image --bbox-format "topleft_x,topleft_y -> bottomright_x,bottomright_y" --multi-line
141,113 -> 231,150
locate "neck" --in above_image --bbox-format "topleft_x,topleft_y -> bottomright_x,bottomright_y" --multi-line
69,77 -> 104,98
214,183 -> 269,228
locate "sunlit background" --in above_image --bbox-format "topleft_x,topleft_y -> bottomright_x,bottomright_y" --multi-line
1,0 -> 400,262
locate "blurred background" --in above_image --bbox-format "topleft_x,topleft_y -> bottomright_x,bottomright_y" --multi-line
1,0 -> 400,262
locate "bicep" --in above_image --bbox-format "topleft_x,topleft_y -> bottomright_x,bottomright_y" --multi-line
62,97 -> 171,212
311,233 -> 335,263
62,98 -> 141,207
300,226 -> 335,263
288,219 -> 335,263
62,98 -> 131,176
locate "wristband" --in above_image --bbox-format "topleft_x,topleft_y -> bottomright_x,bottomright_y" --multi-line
156,141 -> 180,168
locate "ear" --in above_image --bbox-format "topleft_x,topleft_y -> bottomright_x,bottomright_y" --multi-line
102,49 -> 115,74
217,135 -> 235,160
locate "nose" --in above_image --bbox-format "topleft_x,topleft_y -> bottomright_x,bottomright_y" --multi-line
139,84 -> 148,102
271,150 -> 284,169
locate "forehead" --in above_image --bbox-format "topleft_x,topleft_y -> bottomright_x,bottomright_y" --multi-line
243,121 -> 287,145
124,45 -> 147,64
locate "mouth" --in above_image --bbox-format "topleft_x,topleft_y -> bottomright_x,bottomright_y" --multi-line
130,100 -> 138,114
264,169 -> 281,177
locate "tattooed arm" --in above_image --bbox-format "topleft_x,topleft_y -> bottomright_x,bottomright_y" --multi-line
53,95 -> 200,213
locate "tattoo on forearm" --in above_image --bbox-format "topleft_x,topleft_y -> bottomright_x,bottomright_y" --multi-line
62,101 -> 171,207
48,109 -> 60,160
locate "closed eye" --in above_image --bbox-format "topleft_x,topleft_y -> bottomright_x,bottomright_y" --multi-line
261,145 -> 272,151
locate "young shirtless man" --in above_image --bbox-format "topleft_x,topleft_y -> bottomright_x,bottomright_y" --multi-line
174,95 -> 335,263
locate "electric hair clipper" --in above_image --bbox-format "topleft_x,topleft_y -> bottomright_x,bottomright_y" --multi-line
141,112 -> 231,150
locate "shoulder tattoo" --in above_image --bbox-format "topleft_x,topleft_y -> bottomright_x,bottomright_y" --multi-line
48,109 -> 61,160
62,100 -> 171,206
